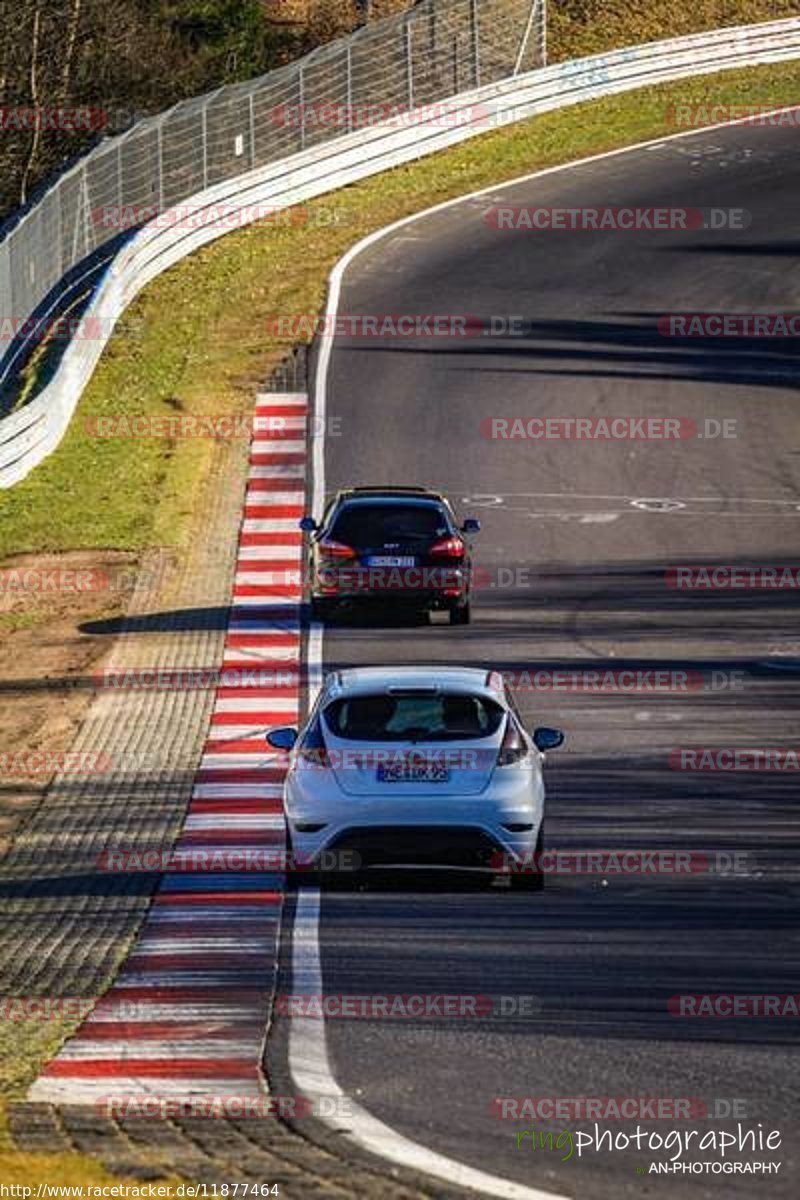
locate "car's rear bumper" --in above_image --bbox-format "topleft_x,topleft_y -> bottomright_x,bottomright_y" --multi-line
326,825 -> 502,867
312,564 -> 469,607
288,818 -> 540,872
312,586 -> 468,608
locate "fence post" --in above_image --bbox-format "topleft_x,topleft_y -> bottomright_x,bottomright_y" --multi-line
346,43 -> 353,132
156,121 -> 164,213
0,242 -> 12,379
514,0 -> 543,75
116,142 -> 125,230
201,103 -> 209,190
54,177 -> 63,280
298,63 -> 306,151
406,18 -> 414,110
471,0 -> 481,87
248,92 -> 255,167
81,165 -> 92,256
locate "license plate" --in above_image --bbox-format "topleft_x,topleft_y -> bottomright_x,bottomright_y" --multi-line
366,555 -> 415,567
378,763 -> 450,783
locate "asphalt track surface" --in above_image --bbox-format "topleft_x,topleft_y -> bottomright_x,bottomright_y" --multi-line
273,118 -> 800,1197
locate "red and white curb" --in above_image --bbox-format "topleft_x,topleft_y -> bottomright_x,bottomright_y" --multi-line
28,393 -> 306,1108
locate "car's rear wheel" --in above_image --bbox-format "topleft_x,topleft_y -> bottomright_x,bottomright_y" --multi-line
282,825 -> 299,884
449,599 -> 471,625
511,824 -> 545,891
284,829 -> 338,888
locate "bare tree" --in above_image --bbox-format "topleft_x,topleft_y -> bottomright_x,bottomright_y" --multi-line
60,0 -> 83,99
19,2 -> 42,205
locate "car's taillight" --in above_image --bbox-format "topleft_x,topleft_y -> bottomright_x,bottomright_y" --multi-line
429,536 -> 465,560
497,717 -> 527,768
297,720 -> 329,769
318,539 -> 356,559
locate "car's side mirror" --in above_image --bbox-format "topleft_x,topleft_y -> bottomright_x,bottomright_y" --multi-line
266,727 -> 298,750
533,727 -> 565,753
462,517 -> 481,534
299,516 -> 318,533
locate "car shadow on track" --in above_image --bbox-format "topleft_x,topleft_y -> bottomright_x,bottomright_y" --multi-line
68,553 -> 800,648
344,307 -> 800,390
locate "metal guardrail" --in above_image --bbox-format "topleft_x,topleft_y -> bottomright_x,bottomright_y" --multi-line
2,12 -> 799,487
0,0 -> 545,388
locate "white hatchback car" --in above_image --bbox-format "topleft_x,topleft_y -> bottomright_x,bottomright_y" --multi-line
267,666 -> 564,888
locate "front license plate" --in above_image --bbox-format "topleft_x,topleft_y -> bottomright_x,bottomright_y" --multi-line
366,555 -> 416,567
378,764 -> 450,783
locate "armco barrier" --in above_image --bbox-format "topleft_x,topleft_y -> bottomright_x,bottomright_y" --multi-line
2,15 -> 800,487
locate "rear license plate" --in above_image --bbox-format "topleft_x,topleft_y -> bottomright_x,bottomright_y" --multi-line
366,555 -> 415,567
378,764 -> 450,783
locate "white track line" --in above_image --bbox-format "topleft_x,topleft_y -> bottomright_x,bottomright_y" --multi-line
285,106 -> 800,1198
290,890 -> 562,1200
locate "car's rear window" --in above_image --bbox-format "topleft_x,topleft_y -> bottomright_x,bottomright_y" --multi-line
329,503 -> 448,545
323,691 -> 504,742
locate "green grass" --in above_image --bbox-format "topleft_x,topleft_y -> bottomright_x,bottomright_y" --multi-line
547,1 -> 800,62
0,58 -> 798,565
0,1025 -> 176,1179
0,1020 -> 85,1119
0,1148 -> 183,1191
0,610 -> 50,633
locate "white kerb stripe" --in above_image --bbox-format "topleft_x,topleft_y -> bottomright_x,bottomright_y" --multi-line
250,440 -> 306,455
